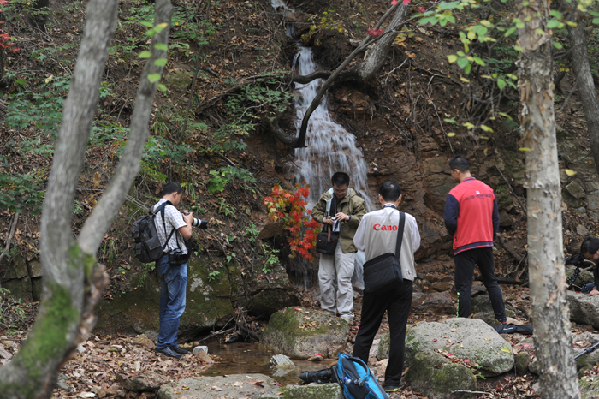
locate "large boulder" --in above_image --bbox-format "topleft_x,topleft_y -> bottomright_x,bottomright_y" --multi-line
157,374 -> 279,399
379,319 -> 513,375
261,308 -> 350,359
404,350 -> 477,399
567,292 -> 599,329
263,384 -> 343,399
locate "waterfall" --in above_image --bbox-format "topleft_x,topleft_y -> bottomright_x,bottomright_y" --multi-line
292,47 -> 373,211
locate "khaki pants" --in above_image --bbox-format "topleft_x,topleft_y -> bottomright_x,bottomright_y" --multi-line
318,243 -> 355,317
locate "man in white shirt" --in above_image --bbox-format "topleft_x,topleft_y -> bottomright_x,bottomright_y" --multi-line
352,182 -> 420,393
152,182 -> 193,360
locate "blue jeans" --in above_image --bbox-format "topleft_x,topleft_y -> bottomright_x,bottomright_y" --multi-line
156,255 -> 187,350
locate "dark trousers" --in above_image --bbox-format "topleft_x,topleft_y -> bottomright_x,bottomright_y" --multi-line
454,247 -> 506,322
353,279 -> 412,387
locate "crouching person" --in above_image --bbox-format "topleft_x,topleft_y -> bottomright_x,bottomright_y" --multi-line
352,182 -> 420,393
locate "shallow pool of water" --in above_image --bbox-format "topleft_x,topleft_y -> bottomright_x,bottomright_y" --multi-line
202,340 -> 336,386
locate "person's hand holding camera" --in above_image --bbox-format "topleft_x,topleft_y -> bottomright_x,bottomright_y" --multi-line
335,212 -> 350,222
182,211 -> 194,225
591,288 -> 599,296
323,216 -> 336,225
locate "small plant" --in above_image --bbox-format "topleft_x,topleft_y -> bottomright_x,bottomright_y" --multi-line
208,270 -> 221,282
208,166 -> 256,194
245,223 -> 259,242
263,183 -> 321,260
262,243 -> 280,274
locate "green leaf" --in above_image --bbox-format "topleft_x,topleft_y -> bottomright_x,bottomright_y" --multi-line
138,51 -> 152,58
464,63 -> 472,74
457,57 -> 469,69
553,42 -> 563,49
154,25 -> 165,33
593,17 -> 599,25
154,43 -> 168,51
497,79 -> 507,90
566,21 -> 578,27
472,57 -> 485,66
157,84 -> 167,93
447,132 -> 456,137
480,124 -> 494,133
547,20 -> 563,28
519,147 -> 531,152
448,54 -> 458,63
505,27 -> 517,37
154,58 -> 167,66
140,21 -> 154,28
514,45 -> 524,52
444,117 -> 456,123
147,74 -> 161,83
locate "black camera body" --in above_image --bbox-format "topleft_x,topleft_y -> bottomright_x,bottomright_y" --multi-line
183,212 -> 208,229
169,248 -> 189,266
566,253 -> 585,267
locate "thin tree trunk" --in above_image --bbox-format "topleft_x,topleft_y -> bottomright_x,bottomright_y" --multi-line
0,0 -> 174,397
517,0 -> 579,397
561,0 -> 599,175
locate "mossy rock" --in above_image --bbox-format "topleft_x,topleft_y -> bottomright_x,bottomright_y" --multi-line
261,308 -> 349,359
2,277 -> 33,302
514,352 -> 531,376
164,69 -> 193,90
96,258 -> 234,337
405,350 -> 477,399
580,374 -> 599,399
280,383 -> 343,399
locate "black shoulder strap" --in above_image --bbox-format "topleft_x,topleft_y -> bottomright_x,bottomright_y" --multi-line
160,201 -> 177,252
394,212 -> 406,260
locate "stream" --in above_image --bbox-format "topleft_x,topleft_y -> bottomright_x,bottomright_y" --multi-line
202,340 -> 332,385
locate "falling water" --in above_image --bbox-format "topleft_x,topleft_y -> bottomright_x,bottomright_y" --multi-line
292,47 -> 373,211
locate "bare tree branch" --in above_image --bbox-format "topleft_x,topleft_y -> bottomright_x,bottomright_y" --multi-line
297,2 -> 408,147
79,0 -> 174,254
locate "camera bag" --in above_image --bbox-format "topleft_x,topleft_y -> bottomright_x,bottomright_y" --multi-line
334,353 -> 388,399
160,202 -> 190,266
363,212 -> 405,296
316,225 -> 339,254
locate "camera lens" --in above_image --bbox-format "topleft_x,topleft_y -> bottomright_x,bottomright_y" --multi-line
191,218 -> 208,229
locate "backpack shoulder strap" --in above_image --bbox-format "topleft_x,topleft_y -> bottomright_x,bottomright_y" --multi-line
394,212 -> 406,259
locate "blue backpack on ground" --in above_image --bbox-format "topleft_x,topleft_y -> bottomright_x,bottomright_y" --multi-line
334,353 -> 389,399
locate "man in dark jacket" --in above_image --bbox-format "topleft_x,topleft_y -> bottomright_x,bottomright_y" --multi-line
443,156 -> 507,323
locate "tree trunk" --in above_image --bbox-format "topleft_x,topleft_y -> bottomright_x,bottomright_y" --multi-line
0,0 -> 174,397
517,0 -> 579,397
561,0 -> 599,175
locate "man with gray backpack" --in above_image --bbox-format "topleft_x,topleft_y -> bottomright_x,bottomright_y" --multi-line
352,182 -> 420,393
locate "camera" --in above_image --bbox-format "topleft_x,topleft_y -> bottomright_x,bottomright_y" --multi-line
566,253 -> 585,267
183,212 -> 208,229
169,248 -> 189,266
299,369 -> 334,384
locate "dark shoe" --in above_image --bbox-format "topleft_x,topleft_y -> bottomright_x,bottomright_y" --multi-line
170,345 -> 189,355
384,385 -> 402,393
155,346 -> 181,360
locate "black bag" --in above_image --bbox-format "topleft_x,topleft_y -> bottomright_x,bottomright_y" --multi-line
363,212 -> 406,295
131,203 -> 173,264
491,324 -> 533,335
316,226 -> 338,254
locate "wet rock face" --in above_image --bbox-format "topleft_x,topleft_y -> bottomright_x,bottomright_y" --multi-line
95,258 -> 298,336
261,307 -> 350,359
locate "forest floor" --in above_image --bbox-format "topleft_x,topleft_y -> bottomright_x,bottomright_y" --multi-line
2,0 -> 599,398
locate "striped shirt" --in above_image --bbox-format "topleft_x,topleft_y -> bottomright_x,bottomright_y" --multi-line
152,199 -> 188,254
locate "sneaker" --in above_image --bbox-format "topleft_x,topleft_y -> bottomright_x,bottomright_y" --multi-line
384,385 -> 402,393
170,345 -> 189,355
155,346 -> 182,360
340,314 -> 354,322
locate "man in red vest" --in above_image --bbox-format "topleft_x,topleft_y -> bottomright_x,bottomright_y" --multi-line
444,156 -> 507,324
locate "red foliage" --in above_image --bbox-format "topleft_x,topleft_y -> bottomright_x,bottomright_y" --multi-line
0,2 -> 19,52
263,183 -> 321,260
367,27 -> 384,38
417,5 -> 425,13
